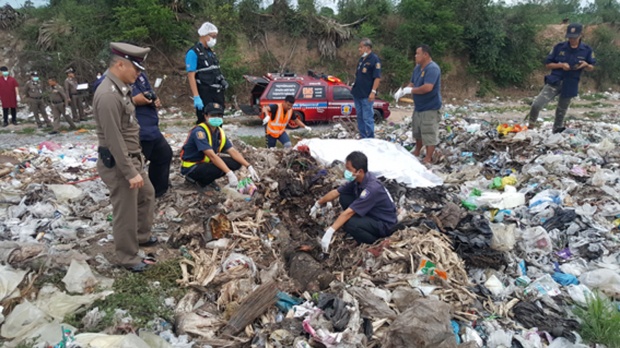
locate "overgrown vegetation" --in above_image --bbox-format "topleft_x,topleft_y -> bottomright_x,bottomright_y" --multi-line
574,292 -> 620,348
64,259 -> 185,331
10,0 -> 620,98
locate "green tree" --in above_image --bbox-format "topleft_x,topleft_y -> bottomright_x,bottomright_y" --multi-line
298,0 -> 317,14
319,6 -> 335,17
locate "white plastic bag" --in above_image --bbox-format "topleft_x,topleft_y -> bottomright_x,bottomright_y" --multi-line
520,226 -> 553,254
62,259 -> 98,294
566,284 -> 594,306
490,223 -> 516,251
579,269 -> 620,298
0,301 -> 50,340
47,184 -> 84,202
0,264 -> 27,302
222,253 -> 257,275
487,329 -> 513,348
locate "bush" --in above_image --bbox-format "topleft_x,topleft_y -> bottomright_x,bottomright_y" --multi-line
574,292 -> 620,347
588,25 -> 620,88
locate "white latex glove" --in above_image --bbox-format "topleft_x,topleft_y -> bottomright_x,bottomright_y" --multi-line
305,126 -> 312,132
262,115 -> 269,125
247,165 -> 260,182
310,201 -> 321,219
16,95 -> 21,103
226,171 -> 238,188
321,227 -> 336,253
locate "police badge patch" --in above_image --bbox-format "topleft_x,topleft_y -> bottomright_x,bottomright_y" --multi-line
197,131 -> 206,139
360,189 -> 369,198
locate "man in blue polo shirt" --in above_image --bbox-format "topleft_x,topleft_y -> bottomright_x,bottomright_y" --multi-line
527,23 -> 595,133
351,38 -> 381,138
131,72 -> 172,198
180,103 -> 259,188
311,151 -> 397,252
407,44 -> 442,165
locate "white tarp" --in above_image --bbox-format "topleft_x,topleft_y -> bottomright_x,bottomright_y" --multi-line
295,138 -> 443,188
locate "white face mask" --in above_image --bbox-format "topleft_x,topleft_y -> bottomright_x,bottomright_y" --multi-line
361,51 -> 368,58
207,38 -> 217,48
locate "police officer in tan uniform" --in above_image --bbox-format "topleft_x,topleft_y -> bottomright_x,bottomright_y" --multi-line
47,77 -> 75,135
24,71 -> 52,128
94,42 -> 156,272
65,67 -> 85,122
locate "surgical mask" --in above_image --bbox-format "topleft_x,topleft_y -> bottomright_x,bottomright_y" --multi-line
207,117 -> 223,127
344,170 -> 356,182
361,52 -> 368,58
207,38 -> 217,48
2,72 -> 8,77
33,77 -> 39,82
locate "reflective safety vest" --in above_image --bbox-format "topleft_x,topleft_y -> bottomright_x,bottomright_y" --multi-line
266,104 -> 293,138
180,123 -> 227,168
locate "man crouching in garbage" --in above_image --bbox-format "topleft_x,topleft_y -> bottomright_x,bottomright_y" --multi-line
180,102 -> 260,189
311,151 -> 397,253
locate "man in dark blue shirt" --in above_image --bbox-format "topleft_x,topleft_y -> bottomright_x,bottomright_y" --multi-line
131,72 -> 172,198
351,38 -> 381,139
311,151 -> 397,252
407,45 -> 442,165
527,23 -> 595,133
180,103 -> 260,188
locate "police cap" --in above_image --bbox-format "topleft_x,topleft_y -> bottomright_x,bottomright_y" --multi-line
204,102 -> 224,115
566,23 -> 583,38
31,71 -> 39,76
110,42 -> 151,71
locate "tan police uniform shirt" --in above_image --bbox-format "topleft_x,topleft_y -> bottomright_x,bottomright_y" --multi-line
24,80 -> 44,99
64,77 -> 78,96
49,85 -> 68,104
93,72 -> 141,181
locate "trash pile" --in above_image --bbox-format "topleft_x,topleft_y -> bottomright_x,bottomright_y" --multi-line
1,104 -> 620,347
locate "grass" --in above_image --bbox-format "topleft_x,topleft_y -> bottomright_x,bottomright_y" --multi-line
64,258 -> 185,332
476,105 -> 530,113
584,111 -> 604,119
574,292 -> 620,348
580,92 -> 608,101
579,101 -> 613,108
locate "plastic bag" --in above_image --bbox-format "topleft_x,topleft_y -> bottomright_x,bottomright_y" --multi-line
47,184 -> 84,202
0,300 -> 50,340
34,284 -> 112,320
525,274 -> 561,297
529,189 -> 563,213
566,284 -> 594,306
487,330 -> 513,348
222,252 -> 257,275
484,275 -> 505,297
0,264 -> 27,302
579,269 -> 620,298
490,223 -> 516,251
62,259 -> 98,294
548,337 -> 589,348
520,226 -> 553,254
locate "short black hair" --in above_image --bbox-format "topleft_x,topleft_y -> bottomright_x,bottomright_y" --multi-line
48,77 -> 57,81
284,95 -> 295,103
345,151 -> 368,173
0,66 -> 7,72
418,44 -> 432,56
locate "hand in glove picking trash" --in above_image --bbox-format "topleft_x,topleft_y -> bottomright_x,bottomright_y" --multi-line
226,171 -> 238,188
262,115 -> 269,126
305,126 -> 312,132
193,96 -> 204,110
247,165 -> 260,182
321,227 -> 335,253
310,201 -> 332,219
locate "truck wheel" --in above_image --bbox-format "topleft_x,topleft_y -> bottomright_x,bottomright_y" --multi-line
374,109 -> 384,124
288,111 -> 305,129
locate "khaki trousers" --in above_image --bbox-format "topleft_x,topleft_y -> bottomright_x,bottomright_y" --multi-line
29,99 -> 51,126
51,103 -> 75,131
70,95 -> 85,122
98,156 -> 155,267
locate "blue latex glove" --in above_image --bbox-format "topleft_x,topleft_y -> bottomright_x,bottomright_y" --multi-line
193,96 -> 204,110
552,272 -> 579,286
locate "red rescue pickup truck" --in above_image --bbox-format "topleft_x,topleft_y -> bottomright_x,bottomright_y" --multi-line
242,71 -> 391,128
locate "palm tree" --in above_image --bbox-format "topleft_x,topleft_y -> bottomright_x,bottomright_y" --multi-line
37,16 -> 72,51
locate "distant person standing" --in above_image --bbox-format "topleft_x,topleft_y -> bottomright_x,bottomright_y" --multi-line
24,71 -> 52,128
527,23 -> 595,133
65,67 -> 85,122
186,22 -> 228,124
407,44 -> 442,165
131,71 -> 172,198
351,38 -> 381,139
0,66 -> 20,127
47,77 -> 76,135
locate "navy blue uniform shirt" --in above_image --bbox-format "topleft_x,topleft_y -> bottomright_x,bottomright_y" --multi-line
411,61 -> 442,112
544,41 -> 596,98
337,172 -> 397,234
181,125 -> 232,175
351,52 -> 381,99
132,72 -> 161,141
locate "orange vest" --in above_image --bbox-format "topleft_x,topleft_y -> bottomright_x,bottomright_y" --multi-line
266,104 -> 292,138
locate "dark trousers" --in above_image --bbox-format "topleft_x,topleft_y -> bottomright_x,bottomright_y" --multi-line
2,108 -> 17,124
185,157 -> 241,187
339,193 -> 385,244
141,135 -> 172,197
195,86 -> 225,124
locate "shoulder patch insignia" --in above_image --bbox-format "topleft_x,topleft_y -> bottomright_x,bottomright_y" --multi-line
197,131 -> 206,140
376,63 -> 381,69
360,189 -> 369,198
591,52 -> 596,58
213,103 -> 220,108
